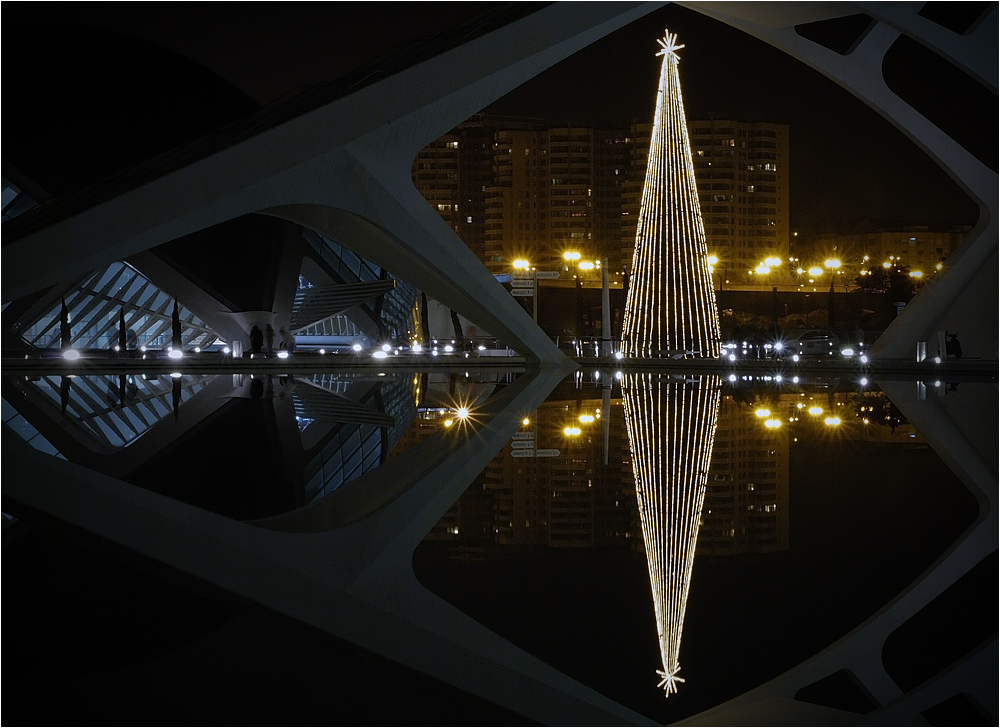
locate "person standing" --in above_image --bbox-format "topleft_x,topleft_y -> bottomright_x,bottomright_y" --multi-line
250,325 -> 264,354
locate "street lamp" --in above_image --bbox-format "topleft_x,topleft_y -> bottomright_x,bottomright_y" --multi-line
825,259 -> 841,332
513,259 -> 530,270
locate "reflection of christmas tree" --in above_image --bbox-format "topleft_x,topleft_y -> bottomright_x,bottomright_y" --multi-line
621,30 -> 720,358
622,373 -> 721,696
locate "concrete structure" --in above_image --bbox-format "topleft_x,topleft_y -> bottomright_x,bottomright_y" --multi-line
2,2 -> 996,725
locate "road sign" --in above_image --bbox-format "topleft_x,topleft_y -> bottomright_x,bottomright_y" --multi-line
534,271 -> 560,279
511,432 -> 535,440
511,441 -> 534,449
510,288 -> 534,297
511,277 -> 534,286
511,448 -> 560,458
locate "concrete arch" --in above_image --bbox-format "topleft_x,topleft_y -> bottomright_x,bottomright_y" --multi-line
681,1 -> 998,362
4,3 -> 995,724
263,203 -> 567,364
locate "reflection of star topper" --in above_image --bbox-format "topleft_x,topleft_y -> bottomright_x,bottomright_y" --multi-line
656,30 -> 685,60
656,666 -> 686,696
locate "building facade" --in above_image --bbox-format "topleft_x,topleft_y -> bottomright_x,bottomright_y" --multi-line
802,226 -> 969,275
620,119 -> 790,277
415,117 -> 789,281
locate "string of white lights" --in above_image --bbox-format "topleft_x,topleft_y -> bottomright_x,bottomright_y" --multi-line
622,372 -> 722,696
622,30 -> 721,358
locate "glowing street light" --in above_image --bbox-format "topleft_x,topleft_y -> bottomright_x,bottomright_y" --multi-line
825,259 -> 841,270
564,426 -> 582,436
808,267 -> 823,276
755,408 -> 770,418
808,406 -> 823,415
513,259 -> 530,269
765,418 -> 781,428
563,251 -> 581,261
707,255 -> 718,266
825,417 -> 841,426
579,414 -> 595,423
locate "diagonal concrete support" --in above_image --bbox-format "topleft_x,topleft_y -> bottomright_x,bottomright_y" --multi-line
2,2 -> 665,364
681,1 -> 998,363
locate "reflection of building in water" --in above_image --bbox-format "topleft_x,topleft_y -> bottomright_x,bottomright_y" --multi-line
484,397 -> 633,548
701,395 -> 790,555
417,391 -> 636,550
623,372 -> 722,695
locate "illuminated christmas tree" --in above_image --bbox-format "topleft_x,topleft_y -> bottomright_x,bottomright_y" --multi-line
622,31 -> 720,358
622,372 -> 721,697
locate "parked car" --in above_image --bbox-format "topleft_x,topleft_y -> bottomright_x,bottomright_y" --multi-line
774,329 -> 839,357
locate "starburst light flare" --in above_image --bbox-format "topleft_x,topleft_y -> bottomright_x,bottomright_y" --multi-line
622,30 -> 720,358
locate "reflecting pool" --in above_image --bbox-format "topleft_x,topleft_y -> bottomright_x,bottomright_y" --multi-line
3,361 -> 992,724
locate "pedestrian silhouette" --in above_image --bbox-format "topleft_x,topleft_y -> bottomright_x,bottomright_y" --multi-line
279,327 -> 295,353
250,325 -> 264,354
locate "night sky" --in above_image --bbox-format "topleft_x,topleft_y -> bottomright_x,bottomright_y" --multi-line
4,2 -> 981,234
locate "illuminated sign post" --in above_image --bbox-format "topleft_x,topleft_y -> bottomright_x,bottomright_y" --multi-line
509,271 -> 559,321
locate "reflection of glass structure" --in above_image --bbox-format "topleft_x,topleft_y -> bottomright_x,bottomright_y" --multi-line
299,372 -> 419,502
26,374 -> 212,449
622,373 -> 721,696
621,32 -> 720,358
20,262 -> 220,351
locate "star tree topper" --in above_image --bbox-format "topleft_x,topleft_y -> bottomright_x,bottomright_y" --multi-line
656,666 -> 686,696
656,30 -> 685,60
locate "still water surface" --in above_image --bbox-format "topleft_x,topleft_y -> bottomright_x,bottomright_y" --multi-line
2,367 -> 986,722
